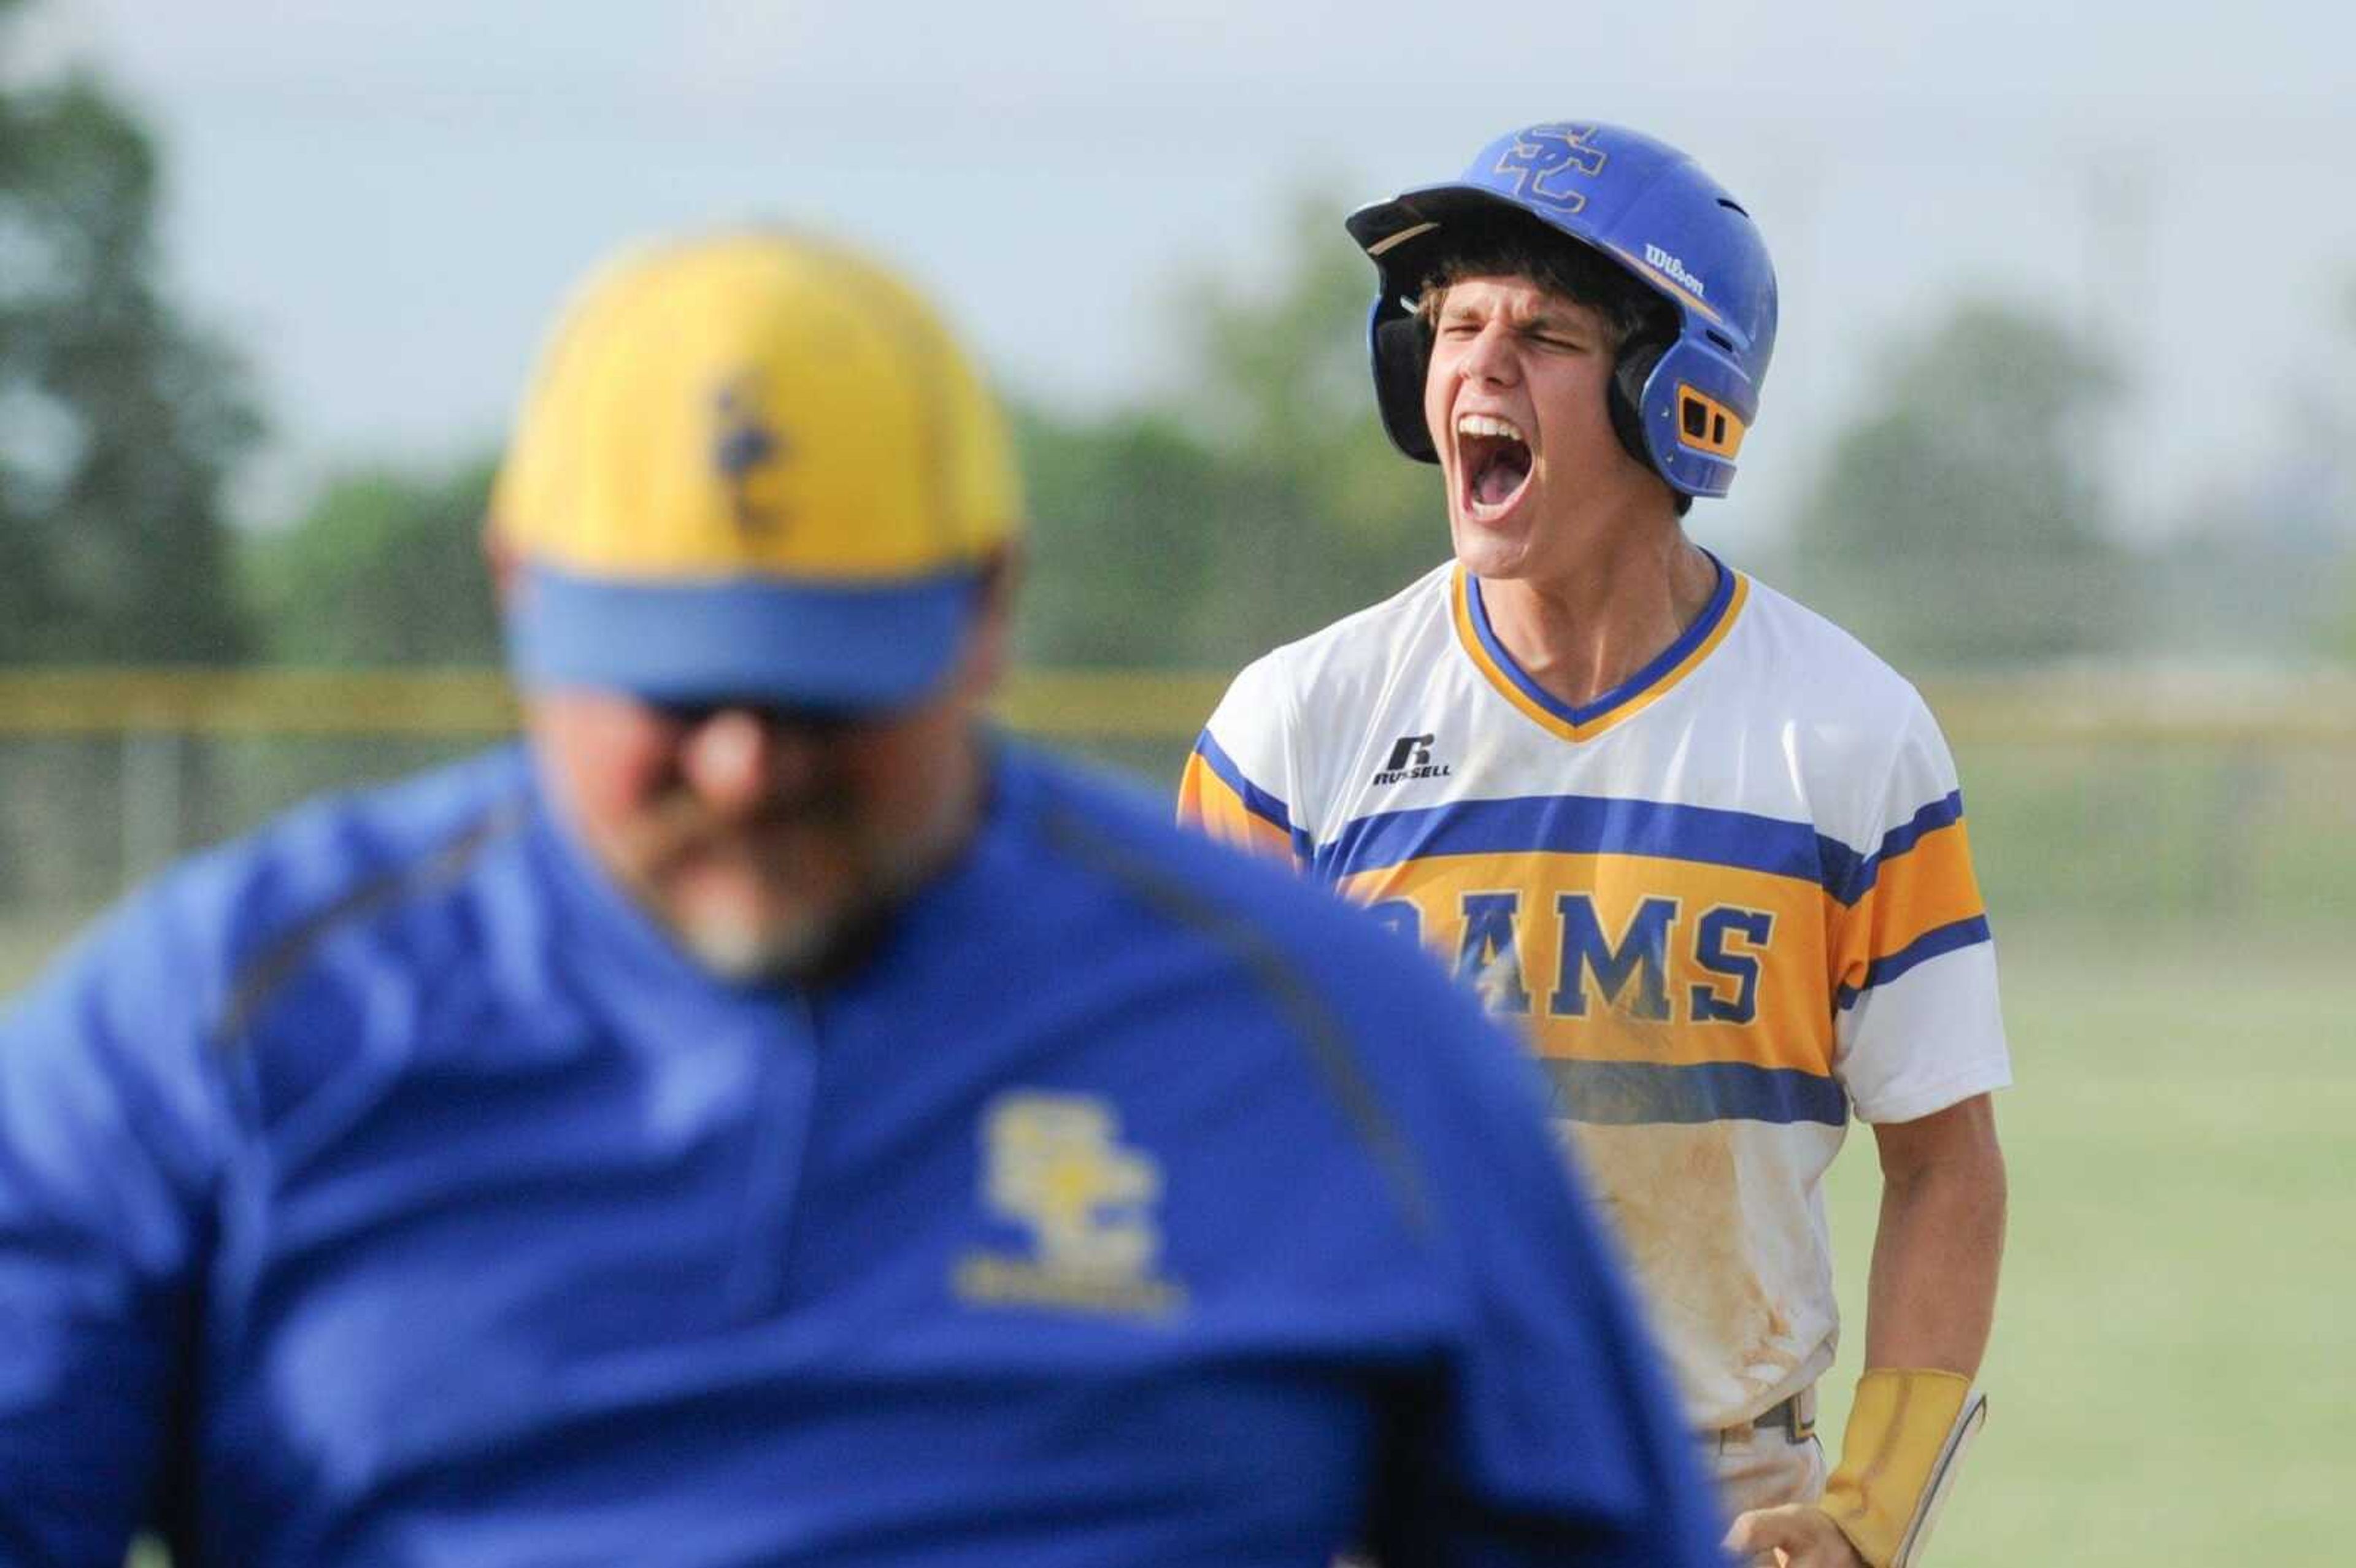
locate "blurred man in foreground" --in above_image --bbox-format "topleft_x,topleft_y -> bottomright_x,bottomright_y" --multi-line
0,230 -> 1728,1565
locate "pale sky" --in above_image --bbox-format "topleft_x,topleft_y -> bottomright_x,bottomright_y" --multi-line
21,0 -> 2356,548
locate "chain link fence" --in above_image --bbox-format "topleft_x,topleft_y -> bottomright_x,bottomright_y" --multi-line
3,666 -> 2352,988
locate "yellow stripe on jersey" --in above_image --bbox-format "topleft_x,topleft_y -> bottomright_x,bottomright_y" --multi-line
1827,814 -> 1991,1010
1177,733 -> 1303,866
1337,850 -> 1835,1077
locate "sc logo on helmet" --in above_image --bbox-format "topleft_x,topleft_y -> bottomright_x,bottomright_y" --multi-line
1492,124 -> 1609,213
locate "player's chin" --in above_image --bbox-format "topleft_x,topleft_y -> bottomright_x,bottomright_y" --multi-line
664,891 -> 853,984
644,859 -> 831,976
677,920 -> 826,983
662,848 -> 925,985
1446,510 -> 1538,580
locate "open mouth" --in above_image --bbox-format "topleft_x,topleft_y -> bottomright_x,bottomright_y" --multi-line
1455,412 -> 1531,517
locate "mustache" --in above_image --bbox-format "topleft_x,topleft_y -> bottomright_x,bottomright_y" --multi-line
615,785 -> 855,869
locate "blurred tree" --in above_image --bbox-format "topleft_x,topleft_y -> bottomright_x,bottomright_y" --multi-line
2140,266 -> 2356,669
1015,190 -> 1445,675
1013,405 -> 1226,667
0,0 -> 259,664
2336,563 -> 2356,666
2330,271 -> 2356,665
0,1 -> 262,910
1169,191 -> 1444,659
2144,483 -> 2347,666
1785,300 -> 2127,669
242,458 -> 502,665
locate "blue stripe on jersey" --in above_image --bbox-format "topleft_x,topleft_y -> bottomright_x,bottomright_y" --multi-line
1539,1059 -> 1848,1128
1313,793 -> 1827,889
1466,555 -> 1736,730
1819,791 -> 1967,908
1191,729 -> 1311,857
1316,790 -> 1973,908
1834,914 -> 1993,1011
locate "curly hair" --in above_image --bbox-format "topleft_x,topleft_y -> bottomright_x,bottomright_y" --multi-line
1409,213 -> 1671,351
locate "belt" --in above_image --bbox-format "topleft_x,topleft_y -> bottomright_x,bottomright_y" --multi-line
1716,1386 -> 1817,1445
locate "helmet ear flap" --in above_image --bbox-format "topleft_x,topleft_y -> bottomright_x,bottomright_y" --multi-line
1372,312 -> 1439,463
1608,336 -> 1665,476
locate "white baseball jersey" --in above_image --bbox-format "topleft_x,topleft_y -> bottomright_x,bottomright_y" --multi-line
1178,556 -> 2011,1430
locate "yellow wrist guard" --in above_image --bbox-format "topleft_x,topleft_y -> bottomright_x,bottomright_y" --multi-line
1817,1368 -> 1987,1568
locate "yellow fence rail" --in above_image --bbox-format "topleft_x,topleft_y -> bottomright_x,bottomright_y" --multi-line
0,665 -> 2349,938
0,667 -> 2351,744
0,669 -> 1234,740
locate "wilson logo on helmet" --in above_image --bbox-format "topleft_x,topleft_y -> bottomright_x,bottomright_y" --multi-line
1642,244 -> 1707,299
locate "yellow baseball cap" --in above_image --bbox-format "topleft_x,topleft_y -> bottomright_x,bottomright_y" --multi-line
493,229 -> 1022,709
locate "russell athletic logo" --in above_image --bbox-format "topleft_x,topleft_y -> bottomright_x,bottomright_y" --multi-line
1372,734 -> 1453,787
1642,243 -> 1706,298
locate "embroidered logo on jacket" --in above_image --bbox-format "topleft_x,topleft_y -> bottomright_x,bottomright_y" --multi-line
954,1092 -> 1184,1318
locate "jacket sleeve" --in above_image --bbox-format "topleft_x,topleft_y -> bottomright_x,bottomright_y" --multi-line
1368,983 -> 1732,1567
0,898 -> 224,1566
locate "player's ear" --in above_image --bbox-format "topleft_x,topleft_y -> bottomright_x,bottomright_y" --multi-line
482,518 -> 521,609
954,544 -> 1022,699
980,541 -> 1021,618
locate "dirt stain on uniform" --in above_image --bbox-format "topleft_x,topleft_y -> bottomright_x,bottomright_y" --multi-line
1562,1116 -> 1807,1407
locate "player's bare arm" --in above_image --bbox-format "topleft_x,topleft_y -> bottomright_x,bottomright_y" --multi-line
1863,1093 -> 2008,1375
1729,1094 -> 2006,1566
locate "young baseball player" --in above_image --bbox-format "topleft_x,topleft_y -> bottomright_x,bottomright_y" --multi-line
0,229 -> 1728,1566
1180,124 -> 2011,1567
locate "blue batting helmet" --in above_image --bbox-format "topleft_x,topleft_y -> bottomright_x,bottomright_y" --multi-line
1345,121 -> 1778,500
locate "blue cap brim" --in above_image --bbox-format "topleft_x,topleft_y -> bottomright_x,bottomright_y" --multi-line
508,563 -> 980,711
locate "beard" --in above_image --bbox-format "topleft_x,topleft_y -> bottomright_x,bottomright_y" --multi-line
660,851 -> 910,986
617,782 -> 969,987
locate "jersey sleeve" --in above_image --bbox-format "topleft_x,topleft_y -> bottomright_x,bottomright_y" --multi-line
0,897 -> 224,1564
1823,693 -> 2012,1124
1175,650 -> 1309,869
1361,969 -> 1731,1566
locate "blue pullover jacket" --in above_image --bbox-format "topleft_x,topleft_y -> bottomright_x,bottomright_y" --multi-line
0,742 -> 1725,1566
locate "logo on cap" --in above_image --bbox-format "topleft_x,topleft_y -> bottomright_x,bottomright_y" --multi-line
713,373 -> 793,536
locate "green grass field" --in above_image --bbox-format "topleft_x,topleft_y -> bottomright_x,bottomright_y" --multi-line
4,913 -> 2346,1564
1815,922 -> 2349,1565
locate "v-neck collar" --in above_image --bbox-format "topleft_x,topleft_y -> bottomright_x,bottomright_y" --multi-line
1450,553 -> 1747,743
